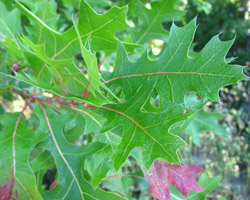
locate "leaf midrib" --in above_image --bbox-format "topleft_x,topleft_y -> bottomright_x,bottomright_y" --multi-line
104,71 -> 239,84
101,106 -> 178,163
41,104 -> 84,200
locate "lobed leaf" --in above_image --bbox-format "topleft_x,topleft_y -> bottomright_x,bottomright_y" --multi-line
107,18 -> 246,112
0,113 -> 47,199
128,0 -> 184,43
170,173 -> 221,200
34,105 -> 125,199
145,161 -> 204,200
101,81 -> 196,170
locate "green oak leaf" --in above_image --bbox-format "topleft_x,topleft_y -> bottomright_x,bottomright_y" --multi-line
85,145 -> 114,188
101,81 -> 196,170
0,2 -> 26,64
128,0 -> 184,44
170,93 -> 230,146
0,2 -> 21,43
20,35 -> 114,99
31,150 -> 55,172
0,113 -> 47,199
106,18 -> 246,112
170,172 -> 221,200
15,0 -> 137,58
4,72 -> 109,106
85,130 -> 122,188
74,23 -> 118,100
33,106 -> 125,200
18,0 -> 59,42
186,111 -> 229,146
11,0 -> 123,100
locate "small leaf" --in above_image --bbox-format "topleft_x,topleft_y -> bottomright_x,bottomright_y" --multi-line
186,111 -> 230,146
187,173 -> 221,200
169,173 -> 221,200
85,145 -> 113,188
0,178 -> 14,200
145,161 -> 204,200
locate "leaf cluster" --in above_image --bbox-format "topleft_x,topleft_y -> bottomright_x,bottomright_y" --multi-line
0,0 -> 247,199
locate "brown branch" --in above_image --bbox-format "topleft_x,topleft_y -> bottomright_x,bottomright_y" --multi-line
10,87 -> 86,105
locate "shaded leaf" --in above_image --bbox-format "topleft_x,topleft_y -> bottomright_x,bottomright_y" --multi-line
170,173 -> 221,200
35,105 -> 125,199
31,151 -> 55,172
186,111 -> 229,146
170,94 -> 230,146
129,0 -> 184,44
0,113 -> 47,199
85,145 -> 113,188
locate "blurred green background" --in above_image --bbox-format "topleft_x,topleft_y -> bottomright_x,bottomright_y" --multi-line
184,0 -> 250,199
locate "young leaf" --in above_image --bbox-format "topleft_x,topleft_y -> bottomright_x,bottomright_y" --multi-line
186,111 -> 229,146
73,22 -> 119,100
20,35 -> 110,98
170,94 -> 229,146
170,173 -> 221,200
145,161 -> 204,200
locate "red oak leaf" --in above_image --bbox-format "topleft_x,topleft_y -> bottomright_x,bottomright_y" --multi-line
49,179 -> 57,190
145,161 -> 204,200
0,178 -> 14,200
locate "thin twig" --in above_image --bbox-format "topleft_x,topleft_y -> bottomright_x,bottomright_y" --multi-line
11,87 -> 85,105
81,68 -> 112,73
41,102 -> 62,113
